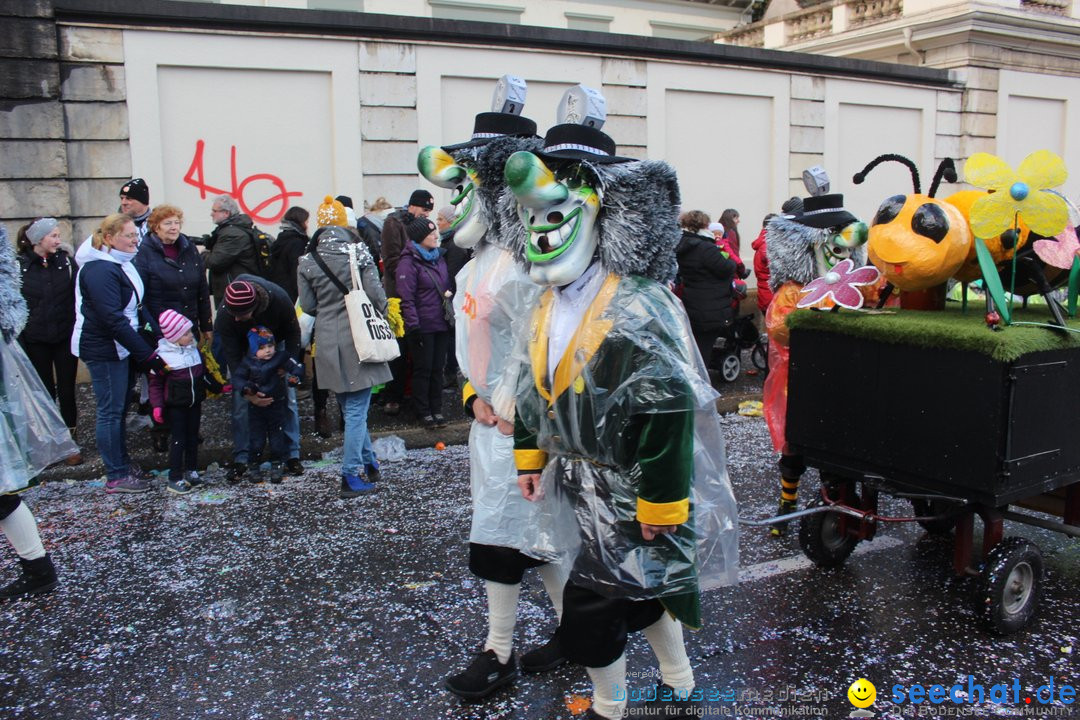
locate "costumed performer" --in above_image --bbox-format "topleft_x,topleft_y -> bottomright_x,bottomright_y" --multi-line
418,76 -> 573,700
0,225 -> 80,600
508,86 -> 739,720
762,171 -> 872,536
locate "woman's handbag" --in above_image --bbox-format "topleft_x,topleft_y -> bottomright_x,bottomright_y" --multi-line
419,263 -> 455,327
310,245 -> 399,363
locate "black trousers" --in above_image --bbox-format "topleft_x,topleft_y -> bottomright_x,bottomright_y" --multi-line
248,399 -> 287,463
559,581 -> 665,668
469,543 -> 546,585
383,338 -> 410,403
166,404 -> 202,480
0,493 -> 20,521
406,331 -> 449,416
20,339 -> 79,430
692,331 -> 720,369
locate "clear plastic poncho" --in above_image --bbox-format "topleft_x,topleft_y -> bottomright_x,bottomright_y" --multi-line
453,244 -> 569,556
516,273 -> 740,602
1,338 -> 79,493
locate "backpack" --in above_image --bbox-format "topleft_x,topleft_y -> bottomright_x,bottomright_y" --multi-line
244,225 -> 274,278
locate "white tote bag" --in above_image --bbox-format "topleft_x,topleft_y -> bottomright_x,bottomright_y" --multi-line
343,245 -> 399,363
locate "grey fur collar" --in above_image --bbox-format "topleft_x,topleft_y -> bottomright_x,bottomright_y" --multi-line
451,134 -> 542,253
0,226 -> 28,336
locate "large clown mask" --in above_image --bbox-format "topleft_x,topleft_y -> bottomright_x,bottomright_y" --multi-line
813,221 -> 869,277
418,146 -> 485,248
505,150 -> 601,287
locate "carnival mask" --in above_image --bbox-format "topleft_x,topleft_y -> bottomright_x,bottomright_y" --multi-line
417,146 -> 486,249
814,221 -> 869,277
505,150 -> 601,286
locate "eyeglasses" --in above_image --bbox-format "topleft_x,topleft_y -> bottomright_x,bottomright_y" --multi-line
117,232 -> 138,240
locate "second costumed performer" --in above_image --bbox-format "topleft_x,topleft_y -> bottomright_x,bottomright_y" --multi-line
418,76 -> 574,699
507,87 -> 740,720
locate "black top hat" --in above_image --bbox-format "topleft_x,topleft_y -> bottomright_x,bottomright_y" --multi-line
535,124 -> 633,165
442,112 -> 538,152
790,193 -> 857,229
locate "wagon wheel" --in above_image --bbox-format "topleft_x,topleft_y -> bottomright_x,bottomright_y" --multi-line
719,352 -> 741,383
799,498 -> 859,568
751,340 -> 768,373
910,498 -> 959,536
975,537 -> 1043,635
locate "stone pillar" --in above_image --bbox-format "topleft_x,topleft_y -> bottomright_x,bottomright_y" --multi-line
358,42 -> 418,207
601,58 -> 647,159
0,0 -> 69,241
59,25 -> 131,242
789,74 -> 825,198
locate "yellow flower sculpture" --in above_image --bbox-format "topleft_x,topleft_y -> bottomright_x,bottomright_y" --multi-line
964,150 -> 1069,239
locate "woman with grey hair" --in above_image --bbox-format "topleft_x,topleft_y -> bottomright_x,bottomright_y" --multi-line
16,218 -> 81,465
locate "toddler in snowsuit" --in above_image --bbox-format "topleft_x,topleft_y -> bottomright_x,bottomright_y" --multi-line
233,326 -> 303,483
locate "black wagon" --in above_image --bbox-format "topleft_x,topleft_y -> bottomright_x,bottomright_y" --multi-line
783,308 -> 1080,634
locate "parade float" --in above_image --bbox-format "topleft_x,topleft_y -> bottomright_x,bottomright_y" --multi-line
781,151 -> 1080,634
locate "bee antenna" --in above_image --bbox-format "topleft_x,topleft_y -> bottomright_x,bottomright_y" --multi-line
928,158 -> 957,198
852,154 -> 921,194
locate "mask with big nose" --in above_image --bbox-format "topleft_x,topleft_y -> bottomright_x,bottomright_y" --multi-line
505,151 -> 601,287
417,146 -> 485,249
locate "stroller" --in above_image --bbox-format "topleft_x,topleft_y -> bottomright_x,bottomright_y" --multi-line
709,313 -> 768,382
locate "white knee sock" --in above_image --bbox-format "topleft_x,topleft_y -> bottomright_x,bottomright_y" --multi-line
484,580 -> 520,664
0,502 -> 46,561
587,653 -> 628,720
537,561 -> 570,621
643,612 -> 695,693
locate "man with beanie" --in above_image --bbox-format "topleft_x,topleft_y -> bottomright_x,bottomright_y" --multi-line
379,189 -> 434,415
204,194 -> 261,307
119,179 -> 151,243
214,277 -> 304,482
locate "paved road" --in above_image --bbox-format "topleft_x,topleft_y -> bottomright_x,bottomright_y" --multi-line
2,411 -> 1076,720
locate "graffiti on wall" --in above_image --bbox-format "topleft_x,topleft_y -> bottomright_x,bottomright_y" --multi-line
183,140 -> 302,225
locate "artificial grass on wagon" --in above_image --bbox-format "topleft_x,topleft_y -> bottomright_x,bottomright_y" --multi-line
786,302 -> 1080,363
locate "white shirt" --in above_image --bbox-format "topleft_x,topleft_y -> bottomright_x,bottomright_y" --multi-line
547,261 -> 605,387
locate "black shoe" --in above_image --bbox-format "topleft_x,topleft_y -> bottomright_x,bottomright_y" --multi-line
284,458 -> 304,476
0,555 -> 58,601
445,649 -> 518,700
520,632 -> 566,673
225,462 -> 246,484
383,402 -> 400,416
420,415 -> 437,429
433,413 -> 448,428
640,683 -> 702,718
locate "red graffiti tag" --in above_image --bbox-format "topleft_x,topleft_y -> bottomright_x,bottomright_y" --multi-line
183,140 -> 302,225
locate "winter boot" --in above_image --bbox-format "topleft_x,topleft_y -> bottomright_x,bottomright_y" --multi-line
339,474 -> 376,498
0,555 -> 58,600
268,462 -> 284,484
445,649 -> 518,700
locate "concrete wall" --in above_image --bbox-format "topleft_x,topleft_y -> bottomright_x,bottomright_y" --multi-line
2,0 -> 974,269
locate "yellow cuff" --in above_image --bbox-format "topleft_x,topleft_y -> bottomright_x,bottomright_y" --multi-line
514,449 -> 548,472
637,497 -> 689,525
462,380 -> 476,408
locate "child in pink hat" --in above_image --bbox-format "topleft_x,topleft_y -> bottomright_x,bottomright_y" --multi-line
148,309 -> 221,494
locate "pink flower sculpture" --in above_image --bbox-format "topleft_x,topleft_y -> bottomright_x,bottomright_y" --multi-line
797,258 -> 881,310
1033,225 -> 1079,270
